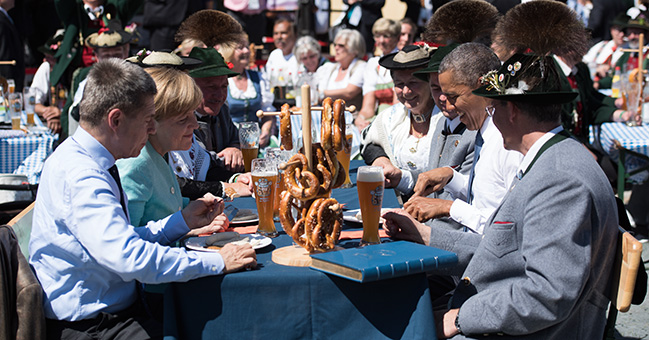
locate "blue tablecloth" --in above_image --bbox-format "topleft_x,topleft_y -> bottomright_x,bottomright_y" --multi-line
162,160 -> 447,340
590,123 -> 649,183
0,113 -> 57,184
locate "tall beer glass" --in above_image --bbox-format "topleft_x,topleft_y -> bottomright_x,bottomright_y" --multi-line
239,122 -> 260,172
265,148 -> 290,221
252,158 -> 279,237
23,87 -> 36,126
357,166 -> 384,245
335,123 -> 353,188
8,92 -> 22,130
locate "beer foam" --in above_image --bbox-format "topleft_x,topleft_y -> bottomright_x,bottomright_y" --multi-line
252,170 -> 278,177
357,168 -> 384,182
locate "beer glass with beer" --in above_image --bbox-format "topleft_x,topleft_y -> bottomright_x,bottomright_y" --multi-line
8,92 -> 22,130
239,122 -> 260,172
265,148 -> 291,221
335,123 -> 353,188
252,158 -> 279,237
357,166 -> 384,245
23,87 -> 36,126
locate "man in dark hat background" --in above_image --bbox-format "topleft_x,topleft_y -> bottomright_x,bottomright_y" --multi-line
30,29 -> 65,134
64,22 -> 132,138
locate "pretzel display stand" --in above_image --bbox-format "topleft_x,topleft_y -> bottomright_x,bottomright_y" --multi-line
258,85 -> 348,267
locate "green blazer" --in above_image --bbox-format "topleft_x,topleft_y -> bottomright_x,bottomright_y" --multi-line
116,142 -> 189,228
50,0 -> 142,87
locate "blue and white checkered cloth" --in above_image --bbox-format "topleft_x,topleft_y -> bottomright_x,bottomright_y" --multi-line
0,112 -> 58,184
590,123 -> 649,183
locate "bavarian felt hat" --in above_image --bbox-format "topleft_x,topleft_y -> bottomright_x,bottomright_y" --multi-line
38,29 -> 65,56
379,43 -> 436,70
412,43 -> 460,81
126,49 -> 203,70
472,53 -> 578,104
624,8 -> 649,31
85,21 -> 132,49
188,47 -> 239,78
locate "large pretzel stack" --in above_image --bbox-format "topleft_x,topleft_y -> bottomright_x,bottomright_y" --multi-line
278,98 -> 349,252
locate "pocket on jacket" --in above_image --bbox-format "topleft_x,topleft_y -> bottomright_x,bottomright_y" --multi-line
483,222 -> 518,258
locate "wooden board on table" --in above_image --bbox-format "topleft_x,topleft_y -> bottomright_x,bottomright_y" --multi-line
272,244 -> 343,267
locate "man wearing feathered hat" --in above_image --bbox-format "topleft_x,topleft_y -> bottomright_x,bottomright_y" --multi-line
382,2 -> 618,338
174,10 -> 247,174
64,20 -> 132,138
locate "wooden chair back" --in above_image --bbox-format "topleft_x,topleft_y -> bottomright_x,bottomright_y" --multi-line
610,226 -> 643,312
7,202 -> 35,259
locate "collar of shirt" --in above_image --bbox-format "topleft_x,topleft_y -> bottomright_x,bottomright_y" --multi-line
71,127 -> 116,170
84,4 -> 104,20
554,55 -> 576,77
447,115 -> 462,133
516,125 -> 564,176
479,115 -> 497,141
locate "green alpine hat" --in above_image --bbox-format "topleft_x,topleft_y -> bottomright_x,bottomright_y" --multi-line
624,8 -> 649,31
413,43 -> 460,82
472,53 -> 577,104
188,47 -> 239,78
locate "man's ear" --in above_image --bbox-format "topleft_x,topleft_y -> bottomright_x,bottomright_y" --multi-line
106,108 -> 123,133
507,101 -> 518,123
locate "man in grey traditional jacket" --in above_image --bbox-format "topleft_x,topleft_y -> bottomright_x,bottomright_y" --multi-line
382,51 -> 618,339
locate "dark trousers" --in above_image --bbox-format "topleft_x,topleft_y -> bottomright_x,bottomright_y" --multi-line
45,299 -> 162,340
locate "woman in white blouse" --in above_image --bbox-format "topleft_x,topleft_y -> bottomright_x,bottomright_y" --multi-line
219,34 -> 276,148
316,29 -> 366,110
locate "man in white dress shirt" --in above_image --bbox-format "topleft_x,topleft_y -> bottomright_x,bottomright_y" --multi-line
405,43 -> 523,234
264,18 -> 299,85
29,59 -> 256,339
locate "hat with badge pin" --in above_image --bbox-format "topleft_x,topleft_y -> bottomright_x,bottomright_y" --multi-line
378,42 -> 437,70
472,1 -> 586,104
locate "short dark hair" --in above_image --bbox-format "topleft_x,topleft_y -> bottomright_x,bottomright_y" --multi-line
439,42 -> 500,88
80,59 -> 157,127
512,101 -> 562,124
274,18 -> 296,34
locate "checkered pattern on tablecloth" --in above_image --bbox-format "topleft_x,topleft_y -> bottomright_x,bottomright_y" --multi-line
0,133 -> 57,184
590,123 -> 649,183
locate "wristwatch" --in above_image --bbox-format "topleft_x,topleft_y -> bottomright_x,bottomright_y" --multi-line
454,310 -> 463,335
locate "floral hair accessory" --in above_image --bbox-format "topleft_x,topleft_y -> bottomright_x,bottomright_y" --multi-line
136,49 -> 152,63
226,62 -> 234,69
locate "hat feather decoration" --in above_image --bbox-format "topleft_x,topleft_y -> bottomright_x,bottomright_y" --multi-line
423,0 -> 500,45
175,10 -> 244,48
495,0 -> 589,63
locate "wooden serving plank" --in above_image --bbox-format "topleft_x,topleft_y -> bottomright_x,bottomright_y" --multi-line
272,244 -> 344,267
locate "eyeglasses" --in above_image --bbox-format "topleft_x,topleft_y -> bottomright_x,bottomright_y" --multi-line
334,43 -> 347,49
485,105 -> 495,117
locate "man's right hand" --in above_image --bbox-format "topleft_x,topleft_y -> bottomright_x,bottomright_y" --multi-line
371,157 -> 402,188
412,167 -> 454,197
220,243 -> 257,273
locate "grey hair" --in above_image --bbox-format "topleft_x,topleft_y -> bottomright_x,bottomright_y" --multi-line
293,36 -> 321,60
438,42 -> 501,87
334,29 -> 366,59
80,59 -> 157,127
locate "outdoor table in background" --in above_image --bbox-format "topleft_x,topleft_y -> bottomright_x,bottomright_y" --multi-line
162,160 -> 451,340
0,112 -> 57,184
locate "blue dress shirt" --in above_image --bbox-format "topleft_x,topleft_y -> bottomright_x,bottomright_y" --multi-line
29,128 -> 225,321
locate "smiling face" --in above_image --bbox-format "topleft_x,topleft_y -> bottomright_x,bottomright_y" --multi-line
374,33 -> 399,56
151,109 -> 199,154
428,72 -> 458,120
299,51 -> 320,73
231,39 -> 251,71
194,75 -> 228,116
273,21 -> 296,56
438,70 -> 487,131
393,69 -> 434,115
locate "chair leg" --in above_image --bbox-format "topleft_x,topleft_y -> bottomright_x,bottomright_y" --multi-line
603,306 -> 618,340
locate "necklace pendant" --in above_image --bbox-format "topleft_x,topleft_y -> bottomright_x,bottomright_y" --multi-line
407,161 -> 416,168
409,147 -> 417,153
412,113 -> 426,123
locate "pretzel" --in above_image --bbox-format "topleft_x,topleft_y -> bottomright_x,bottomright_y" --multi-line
283,153 -> 319,201
279,103 -> 293,150
279,190 -> 311,250
306,198 -> 342,251
321,98 -> 333,150
332,99 -> 346,152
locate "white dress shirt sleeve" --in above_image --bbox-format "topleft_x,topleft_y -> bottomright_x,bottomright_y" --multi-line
444,168 -> 468,201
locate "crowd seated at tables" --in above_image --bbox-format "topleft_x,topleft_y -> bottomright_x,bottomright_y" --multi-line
2,0 -> 648,339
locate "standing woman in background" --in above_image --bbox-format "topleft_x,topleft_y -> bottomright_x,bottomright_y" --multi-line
219,34 -> 276,148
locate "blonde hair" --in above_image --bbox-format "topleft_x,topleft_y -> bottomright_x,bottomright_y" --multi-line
217,33 -> 249,63
175,38 -> 206,57
145,67 -> 203,121
372,18 -> 401,38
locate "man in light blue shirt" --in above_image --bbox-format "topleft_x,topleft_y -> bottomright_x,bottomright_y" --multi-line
29,59 -> 257,339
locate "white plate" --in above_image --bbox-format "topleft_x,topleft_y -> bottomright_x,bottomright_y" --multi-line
184,234 -> 272,252
342,209 -> 387,224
